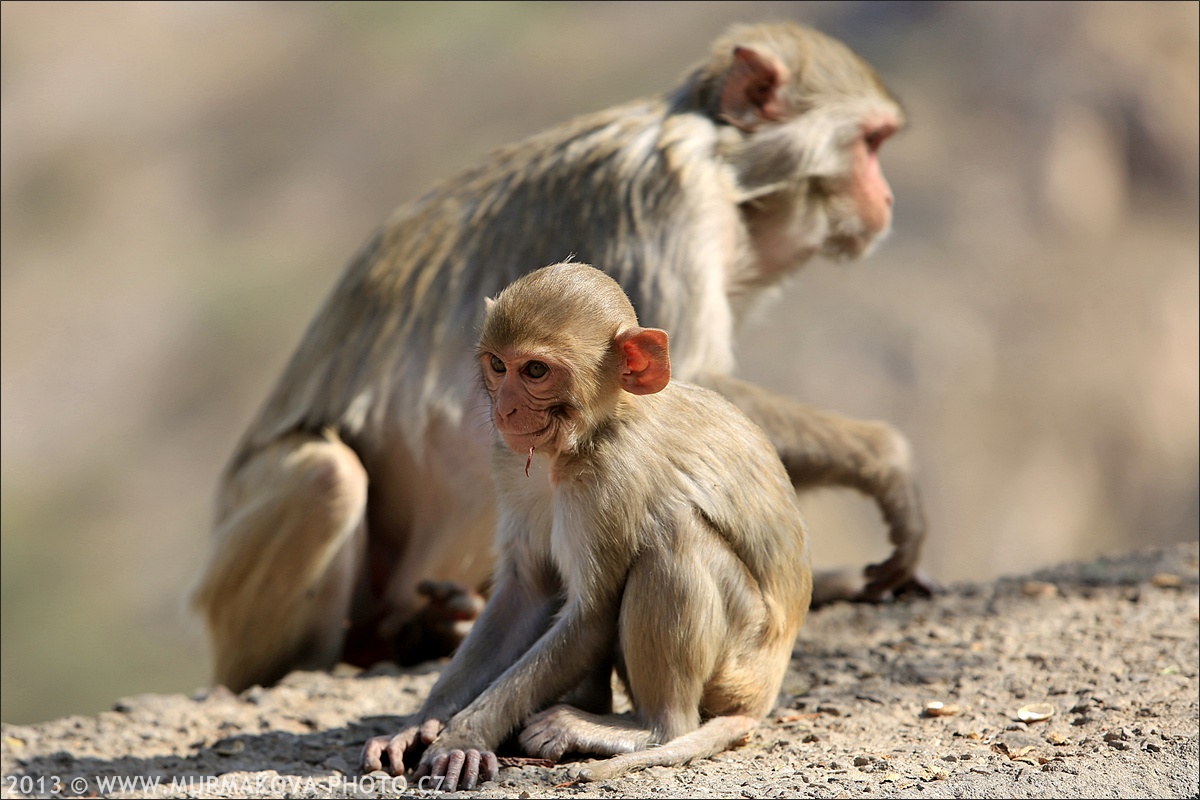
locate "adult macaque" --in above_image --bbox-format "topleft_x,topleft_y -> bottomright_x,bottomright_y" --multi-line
360,262 -> 813,789
193,20 -> 928,693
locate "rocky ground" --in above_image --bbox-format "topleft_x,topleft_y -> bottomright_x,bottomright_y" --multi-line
3,542 -> 1197,799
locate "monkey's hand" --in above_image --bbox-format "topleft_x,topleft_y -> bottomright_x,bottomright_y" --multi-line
859,482 -> 937,602
415,733 -> 501,792
360,717 -> 445,775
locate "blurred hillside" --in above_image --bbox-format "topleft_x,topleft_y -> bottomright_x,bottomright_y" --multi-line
2,1 -> 1196,725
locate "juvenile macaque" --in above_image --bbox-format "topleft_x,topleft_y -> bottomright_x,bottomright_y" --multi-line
360,262 -> 813,789
193,20 -> 928,693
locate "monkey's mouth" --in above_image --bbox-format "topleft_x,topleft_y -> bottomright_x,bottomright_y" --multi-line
499,420 -> 556,452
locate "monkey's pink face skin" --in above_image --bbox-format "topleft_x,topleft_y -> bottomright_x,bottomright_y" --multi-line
823,114 -> 901,261
852,117 -> 898,239
480,351 -> 569,455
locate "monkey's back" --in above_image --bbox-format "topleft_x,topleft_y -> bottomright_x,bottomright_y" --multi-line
231,93 -> 743,467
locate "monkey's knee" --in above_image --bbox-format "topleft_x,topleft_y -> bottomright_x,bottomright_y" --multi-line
195,431 -> 369,690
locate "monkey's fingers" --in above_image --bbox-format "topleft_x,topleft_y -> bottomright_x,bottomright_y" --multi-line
428,749 -> 465,791
481,751 -> 501,784
415,751 -> 448,783
443,749 -> 470,791
419,717 -> 445,744
361,726 -> 419,775
518,706 -> 574,760
360,735 -> 390,774
363,725 -> 427,775
430,748 -> 498,791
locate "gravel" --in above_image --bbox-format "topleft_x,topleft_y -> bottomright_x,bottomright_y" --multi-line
3,542 -> 1196,799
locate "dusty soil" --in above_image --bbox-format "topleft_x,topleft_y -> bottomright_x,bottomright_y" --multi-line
3,542 -> 1197,799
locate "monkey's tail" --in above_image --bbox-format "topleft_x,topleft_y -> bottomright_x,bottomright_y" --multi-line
577,715 -> 759,783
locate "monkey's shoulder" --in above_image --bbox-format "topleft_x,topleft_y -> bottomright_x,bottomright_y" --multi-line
579,381 -> 792,491
655,380 -> 779,451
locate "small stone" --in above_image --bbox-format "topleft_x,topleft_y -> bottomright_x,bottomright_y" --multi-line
924,701 -> 962,718
1022,580 -> 1059,598
1150,573 -> 1182,589
1017,703 -> 1056,722
213,738 -> 245,756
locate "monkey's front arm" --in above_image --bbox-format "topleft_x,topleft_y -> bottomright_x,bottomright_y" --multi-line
360,572 -> 557,775
415,597 -> 620,790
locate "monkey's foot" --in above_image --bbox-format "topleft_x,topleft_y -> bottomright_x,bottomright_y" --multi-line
520,705 -> 645,761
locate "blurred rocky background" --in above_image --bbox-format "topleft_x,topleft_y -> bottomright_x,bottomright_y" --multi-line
2,1 -> 1196,725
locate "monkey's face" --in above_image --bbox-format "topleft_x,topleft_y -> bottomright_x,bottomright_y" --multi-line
817,115 -> 898,261
479,349 -> 573,456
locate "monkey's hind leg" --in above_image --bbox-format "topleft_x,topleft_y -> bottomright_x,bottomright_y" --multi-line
529,517 -> 760,781
192,430 -> 368,692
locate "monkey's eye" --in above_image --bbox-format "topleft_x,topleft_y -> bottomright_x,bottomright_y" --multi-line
864,125 -> 895,154
524,361 -> 549,379
489,355 -> 506,373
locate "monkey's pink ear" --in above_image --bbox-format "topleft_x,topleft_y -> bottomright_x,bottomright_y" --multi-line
720,46 -> 787,131
484,296 -> 496,313
617,327 -> 670,395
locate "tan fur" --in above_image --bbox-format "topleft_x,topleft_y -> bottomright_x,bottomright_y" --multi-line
195,21 -> 924,693
360,263 -> 812,789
